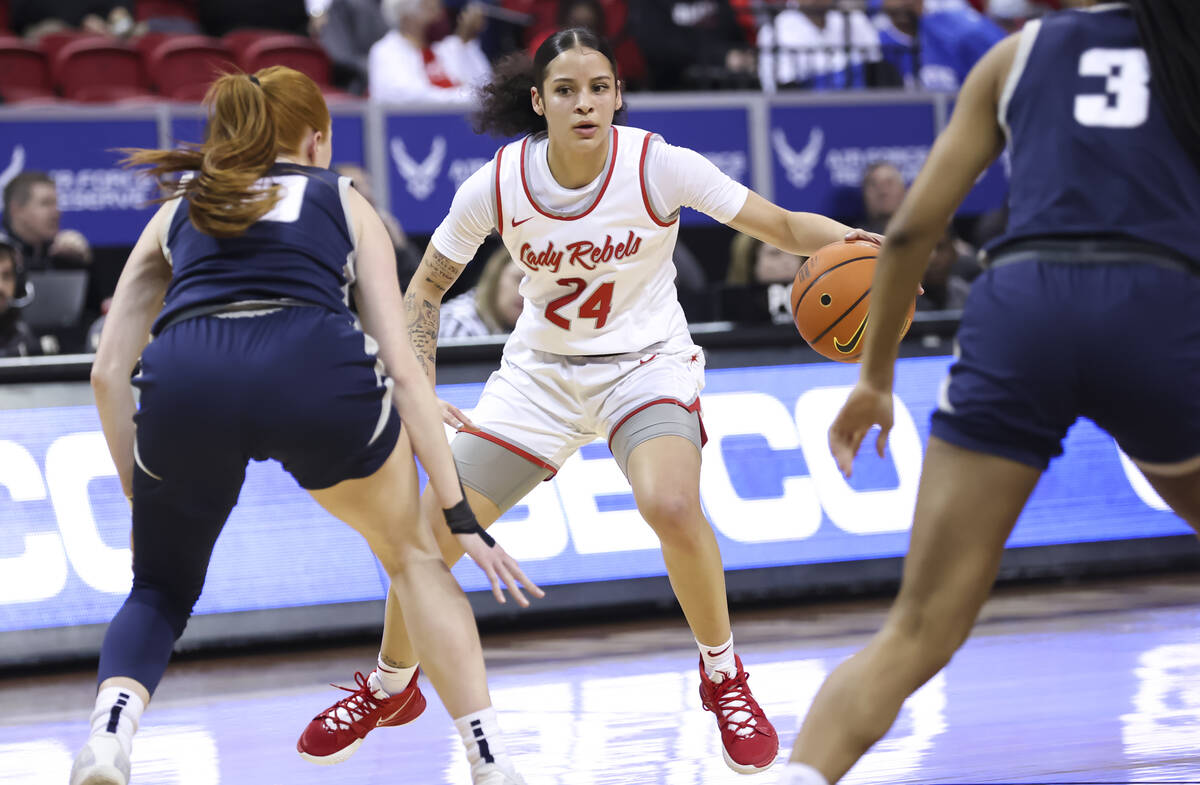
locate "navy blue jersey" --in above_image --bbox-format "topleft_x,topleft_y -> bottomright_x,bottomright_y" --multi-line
154,164 -> 355,334
993,4 -> 1200,265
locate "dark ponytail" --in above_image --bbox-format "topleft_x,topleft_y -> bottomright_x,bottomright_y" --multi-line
474,27 -> 622,138
1131,0 -> 1200,171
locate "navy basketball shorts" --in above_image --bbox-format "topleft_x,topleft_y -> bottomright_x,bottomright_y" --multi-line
133,306 -> 402,509
931,260 -> 1200,470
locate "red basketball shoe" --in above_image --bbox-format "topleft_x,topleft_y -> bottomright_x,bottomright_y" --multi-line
297,669 -> 426,764
698,655 -> 779,773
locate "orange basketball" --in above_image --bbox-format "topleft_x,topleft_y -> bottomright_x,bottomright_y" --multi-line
790,240 -> 915,363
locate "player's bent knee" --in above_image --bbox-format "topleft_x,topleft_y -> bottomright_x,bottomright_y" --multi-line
638,490 -> 701,534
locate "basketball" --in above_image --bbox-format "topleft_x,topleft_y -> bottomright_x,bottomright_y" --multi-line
790,240 -> 915,363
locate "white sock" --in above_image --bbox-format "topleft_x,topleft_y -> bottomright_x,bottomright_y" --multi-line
88,686 -> 145,757
698,633 -> 737,682
373,654 -> 418,697
778,762 -> 831,785
453,706 -> 512,775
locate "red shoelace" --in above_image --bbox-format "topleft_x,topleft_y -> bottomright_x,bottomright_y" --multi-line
313,671 -> 386,731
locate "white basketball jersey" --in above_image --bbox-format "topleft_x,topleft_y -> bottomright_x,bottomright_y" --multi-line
492,126 -> 690,355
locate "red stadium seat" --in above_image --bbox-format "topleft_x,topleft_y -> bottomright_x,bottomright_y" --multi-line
134,30 -> 170,58
0,36 -> 55,102
135,0 -> 198,23
146,35 -> 235,100
52,39 -> 154,102
0,1 -> 9,34
221,29 -> 277,62
239,34 -> 331,86
37,30 -> 105,63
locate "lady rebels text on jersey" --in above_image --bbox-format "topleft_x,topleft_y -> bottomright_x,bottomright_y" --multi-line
431,126 -> 749,355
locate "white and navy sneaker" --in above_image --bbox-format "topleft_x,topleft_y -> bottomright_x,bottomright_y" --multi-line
69,734 -> 130,785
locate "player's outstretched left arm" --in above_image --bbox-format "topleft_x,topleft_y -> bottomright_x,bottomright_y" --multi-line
91,203 -> 174,498
726,191 -> 882,257
829,33 -> 1019,477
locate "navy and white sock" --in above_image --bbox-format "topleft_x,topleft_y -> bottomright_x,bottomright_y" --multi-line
453,706 -> 512,775
88,686 -> 145,757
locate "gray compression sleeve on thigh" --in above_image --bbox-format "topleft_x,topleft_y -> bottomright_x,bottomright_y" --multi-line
609,402 -> 703,479
451,430 -> 555,513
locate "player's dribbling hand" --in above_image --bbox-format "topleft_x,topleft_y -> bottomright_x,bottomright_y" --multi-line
844,228 -> 884,246
456,533 -> 546,608
439,400 -> 475,430
828,382 -> 894,478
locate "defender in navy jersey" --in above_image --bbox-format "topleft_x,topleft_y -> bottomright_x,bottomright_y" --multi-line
70,68 -> 536,785
780,3 -> 1200,785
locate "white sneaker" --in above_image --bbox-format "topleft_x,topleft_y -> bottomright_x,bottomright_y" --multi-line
69,735 -> 130,785
473,765 -> 527,785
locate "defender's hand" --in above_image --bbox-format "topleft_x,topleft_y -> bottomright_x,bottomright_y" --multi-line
828,382 -> 894,479
455,533 -> 545,607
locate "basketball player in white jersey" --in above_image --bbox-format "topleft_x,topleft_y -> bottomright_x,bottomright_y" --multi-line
298,27 -> 882,775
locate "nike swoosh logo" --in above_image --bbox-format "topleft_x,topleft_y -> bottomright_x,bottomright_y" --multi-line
376,691 -> 416,725
834,314 -> 869,354
638,354 -> 657,365
706,644 -> 732,657
510,216 -> 533,227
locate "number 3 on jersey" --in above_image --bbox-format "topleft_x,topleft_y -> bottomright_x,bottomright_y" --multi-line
1074,48 -> 1150,129
545,278 -> 614,330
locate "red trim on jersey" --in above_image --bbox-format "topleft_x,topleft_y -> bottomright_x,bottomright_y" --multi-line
607,397 -> 707,452
494,146 -> 506,237
462,428 -> 558,479
639,133 -> 678,227
519,127 -> 619,221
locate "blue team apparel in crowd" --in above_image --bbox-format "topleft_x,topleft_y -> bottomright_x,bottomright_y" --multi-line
993,4 -> 1200,267
876,1 -> 1005,91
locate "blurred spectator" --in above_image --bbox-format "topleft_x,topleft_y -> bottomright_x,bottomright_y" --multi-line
314,0 -> 390,93
858,161 -> 905,235
2,172 -> 92,299
0,234 -> 40,358
369,0 -> 491,104
12,0 -> 140,40
439,245 -> 523,338
720,232 -> 804,325
917,227 -> 981,311
525,0 -> 647,89
758,1 -> 882,92
875,0 -> 1005,91
333,162 -> 422,286
86,296 -> 113,352
628,0 -> 756,91
197,0 -> 309,37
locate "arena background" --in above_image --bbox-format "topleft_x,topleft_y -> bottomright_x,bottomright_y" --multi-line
0,92 -> 1196,668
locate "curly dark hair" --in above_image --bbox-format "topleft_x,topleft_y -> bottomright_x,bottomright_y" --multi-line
1131,0 -> 1200,172
474,27 -> 623,138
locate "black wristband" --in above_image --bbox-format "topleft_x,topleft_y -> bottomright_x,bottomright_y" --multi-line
443,497 -> 495,547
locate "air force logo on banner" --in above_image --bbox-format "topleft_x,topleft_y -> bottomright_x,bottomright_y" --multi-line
0,145 -> 26,214
390,136 -> 446,200
772,127 -> 823,188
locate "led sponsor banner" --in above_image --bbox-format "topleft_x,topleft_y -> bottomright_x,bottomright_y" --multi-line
169,113 -> 366,167
770,102 -> 937,218
0,119 -> 159,245
624,106 -> 752,226
2,357 -> 1188,634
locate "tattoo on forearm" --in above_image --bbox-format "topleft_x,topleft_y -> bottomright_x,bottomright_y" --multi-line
404,289 -> 440,379
404,248 -> 461,379
422,250 -> 461,294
